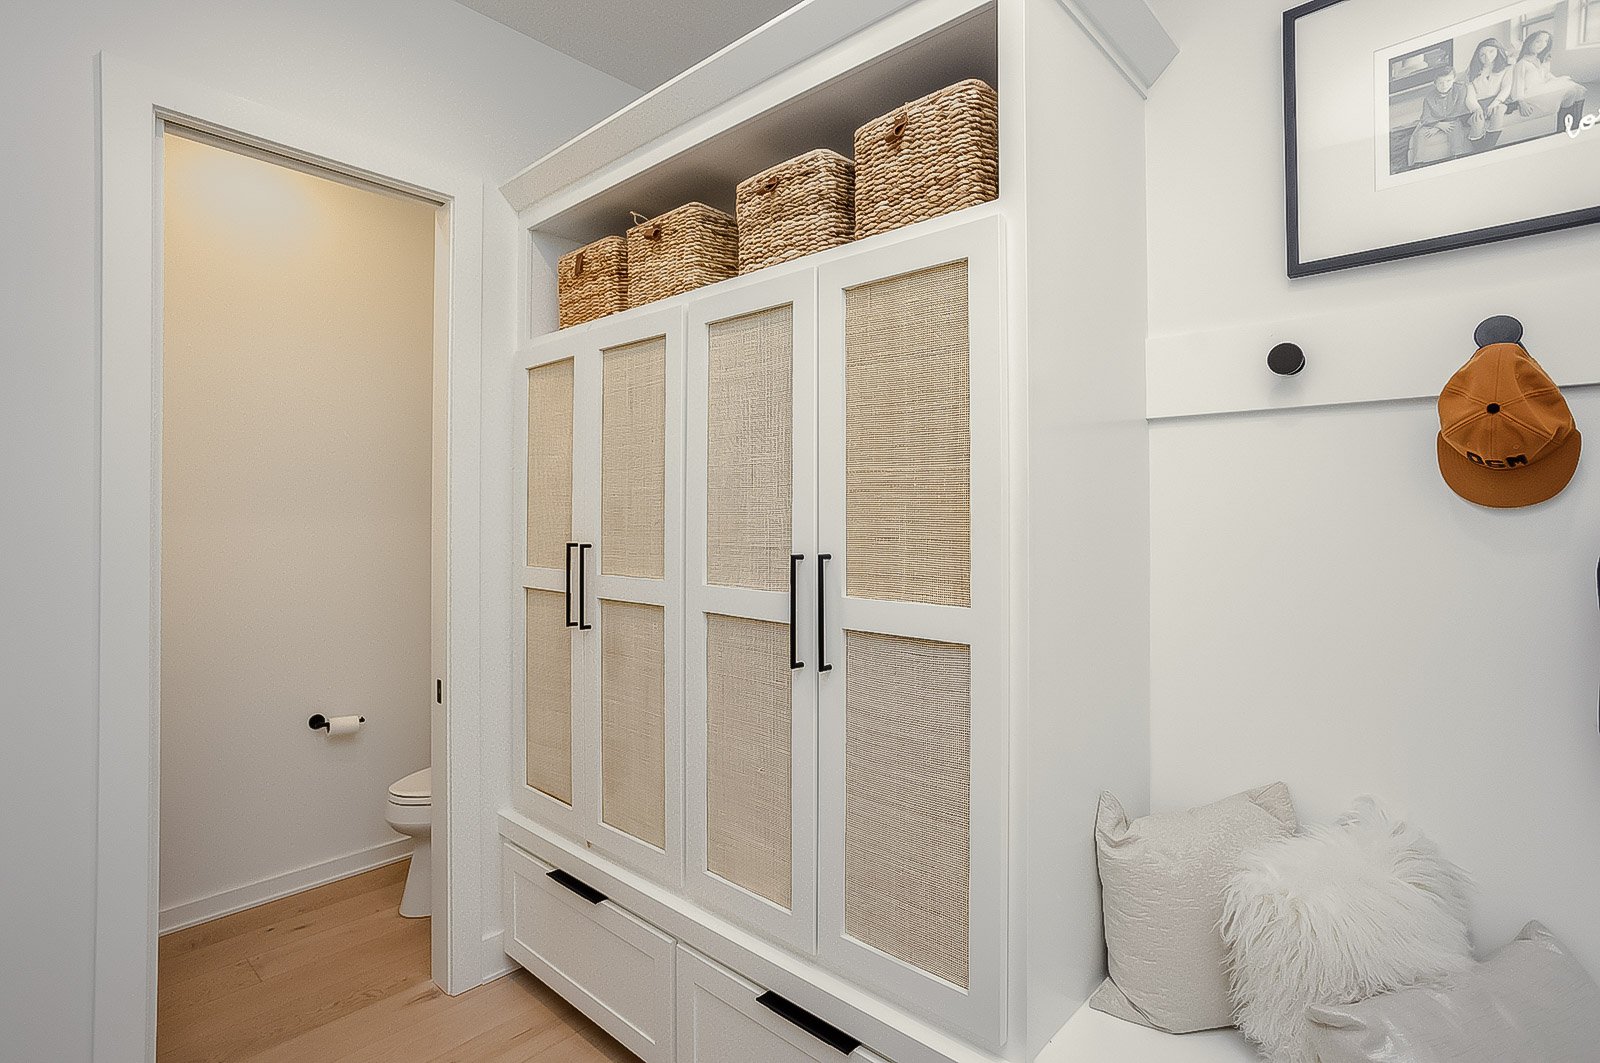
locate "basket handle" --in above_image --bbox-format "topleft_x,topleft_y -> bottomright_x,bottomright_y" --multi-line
756,175 -> 780,195
886,109 -> 910,146
630,211 -> 662,240
572,249 -> 586,276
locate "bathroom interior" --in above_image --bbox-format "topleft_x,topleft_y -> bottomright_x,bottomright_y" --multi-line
157,129 -> 440,1017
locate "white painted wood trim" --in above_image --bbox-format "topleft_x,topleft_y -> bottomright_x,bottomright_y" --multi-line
158,840 -> 413,935
96,53 -> 491,1062
1051,0 -> 1177,98
1147,275 -> 1600,421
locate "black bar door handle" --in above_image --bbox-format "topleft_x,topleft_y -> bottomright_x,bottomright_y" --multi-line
755,992 -> 861,1056
565,542 -> 579,628
577,543 -> 593,630
789,554 -> 804,670
546,868 -> 607,904
816,553 -> 832,673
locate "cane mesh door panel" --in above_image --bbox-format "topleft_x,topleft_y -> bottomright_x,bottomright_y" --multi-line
602,337 -> 666,580
706,306 -> 793,593
524,590 -> 573,805
601,599 -> 667,849
843,262 -> 971,607
843,630 -> 971,989
527,360 -> 574,569
705,614 -> 793,909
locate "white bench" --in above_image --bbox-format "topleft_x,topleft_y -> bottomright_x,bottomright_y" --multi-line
1037,1005 -> 1258,1062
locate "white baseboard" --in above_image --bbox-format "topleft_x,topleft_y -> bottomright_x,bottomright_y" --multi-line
480,928 -> 514,984
159,837 -> 413,934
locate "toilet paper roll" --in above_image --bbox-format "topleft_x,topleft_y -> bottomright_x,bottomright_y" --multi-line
325,714 -> 364,736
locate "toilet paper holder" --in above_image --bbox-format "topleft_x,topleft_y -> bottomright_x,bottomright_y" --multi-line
308,713 -> 365,732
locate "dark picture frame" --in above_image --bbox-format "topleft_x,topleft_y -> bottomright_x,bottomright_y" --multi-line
1285,0 -> 1600,277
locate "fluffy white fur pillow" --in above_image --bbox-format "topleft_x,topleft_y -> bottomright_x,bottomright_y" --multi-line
1220,797 -> 1473,1063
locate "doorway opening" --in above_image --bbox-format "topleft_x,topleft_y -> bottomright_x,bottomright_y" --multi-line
154,128 -> 443,1054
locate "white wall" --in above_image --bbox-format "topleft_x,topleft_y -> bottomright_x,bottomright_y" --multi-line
0,3 -> 636,1059
158,134 -> 434,928
1146,0 -> 1600,977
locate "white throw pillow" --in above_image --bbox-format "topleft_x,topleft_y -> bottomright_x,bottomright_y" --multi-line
1220,797 -> 1473,1063
1092,783 -> 1298,1033
1306,922 -> 1600,1063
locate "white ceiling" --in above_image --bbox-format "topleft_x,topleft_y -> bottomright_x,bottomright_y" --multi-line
453,0 -> 806,90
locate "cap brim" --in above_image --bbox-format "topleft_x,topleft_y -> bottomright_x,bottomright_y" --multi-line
1437,429 -> 1581,508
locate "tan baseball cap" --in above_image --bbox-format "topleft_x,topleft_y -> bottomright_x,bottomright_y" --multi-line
1437,343 -> 1580,508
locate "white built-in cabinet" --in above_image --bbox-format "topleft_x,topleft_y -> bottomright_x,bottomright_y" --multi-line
518,216 -> 1005,1047
501,1 -> 1163,1061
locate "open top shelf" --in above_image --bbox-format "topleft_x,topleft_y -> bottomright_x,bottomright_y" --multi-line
509,0 -> 997,247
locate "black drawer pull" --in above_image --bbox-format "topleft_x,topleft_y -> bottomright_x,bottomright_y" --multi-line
816,553 -> 832,673
789,554 -> 804,670
577,543 -> 593,630
755,991 -> 860,1056
546,868 -> 606,905
565,542 -> 578,628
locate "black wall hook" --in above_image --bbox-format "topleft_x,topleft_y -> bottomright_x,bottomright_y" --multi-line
308,713 -> 365,731
1475,315 -> 1524,347
1267,342 -> 1306,376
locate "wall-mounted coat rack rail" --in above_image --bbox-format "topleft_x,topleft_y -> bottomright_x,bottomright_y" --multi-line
1147,280 -> 1599,421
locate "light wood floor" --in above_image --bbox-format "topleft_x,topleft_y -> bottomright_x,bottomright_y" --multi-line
157,860 -> 639,1063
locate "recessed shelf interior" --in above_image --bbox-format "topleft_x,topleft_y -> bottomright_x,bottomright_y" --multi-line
528,2 -> 997,248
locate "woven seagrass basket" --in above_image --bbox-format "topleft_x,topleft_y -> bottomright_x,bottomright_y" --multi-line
853,78 -> 999,240
626,203 -> 738,307
557,235 -> 628,328
736,149 -> 855,274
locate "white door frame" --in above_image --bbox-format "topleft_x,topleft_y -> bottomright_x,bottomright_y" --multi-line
96,54 -> 488,1063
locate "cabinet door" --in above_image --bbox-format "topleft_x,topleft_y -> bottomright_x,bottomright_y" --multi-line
517,342 -> 592,840
684,273 -> 817,954
516,306 -> 683,887
814,216 -> 1007,1046
586,307 -> 685,885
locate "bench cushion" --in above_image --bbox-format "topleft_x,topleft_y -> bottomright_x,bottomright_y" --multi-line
1040,1004 -> 1257,1062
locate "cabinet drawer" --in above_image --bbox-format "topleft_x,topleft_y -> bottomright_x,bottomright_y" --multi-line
502,843 -> 675,1062
676,946 -> 892,1063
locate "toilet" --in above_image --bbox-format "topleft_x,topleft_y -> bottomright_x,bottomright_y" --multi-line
385,767 -> 432,918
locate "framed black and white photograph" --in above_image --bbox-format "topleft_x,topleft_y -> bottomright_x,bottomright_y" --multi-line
1286,0 -> 1600,276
